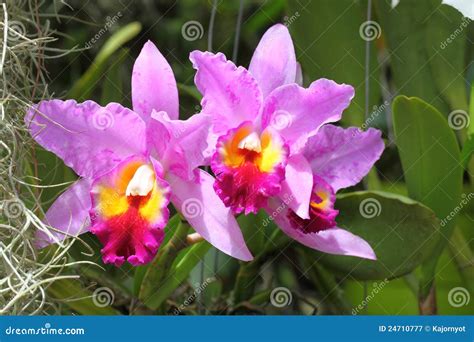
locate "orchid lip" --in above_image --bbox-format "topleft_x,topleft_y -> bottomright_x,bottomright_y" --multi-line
90,156 -> 170,266
212,122 -> 288,214
287,175 -> 338,234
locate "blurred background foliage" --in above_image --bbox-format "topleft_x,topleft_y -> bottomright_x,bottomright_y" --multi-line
6,0 -> 474,315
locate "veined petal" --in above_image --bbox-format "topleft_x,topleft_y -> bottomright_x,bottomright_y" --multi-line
36,178 -> 92,248
26,100 -> 147,178
168,169 -> 253,261
190,51 -> 263,134
278,154 -> 313,219
249,24 -> 297,97
304,125 -> 384,191
267,194 -> 376,260
261,79 -> 354,154
211,122 -> 288,214
147,111 -> 211,180
132,41 -> 179,121
90,155 -> 170,266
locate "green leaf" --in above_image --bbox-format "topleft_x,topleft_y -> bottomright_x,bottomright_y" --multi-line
242,0 -> 286,38
237,210 -> 267,255
177,83 -> 202,102
200,278 -> 223,309
460,134 -> 474,169
318,191 -> 440,280
392,95 -> 463,305
100,48 -> 128,105
470,82 -> 474,135
47,279 -> 120,315
392,96 -> 463,268
35,148 -> 77,210
288,0 -> 380,126
67,22 -> 141,101
374,0 -> 450,114
424,4 -> 469,111
299,250 -> 351,314
134,214 -> 184,298
141,241 -> 211,310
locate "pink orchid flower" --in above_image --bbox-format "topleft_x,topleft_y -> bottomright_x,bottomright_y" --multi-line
26,41 -> 252,266
190,24 -> 384,259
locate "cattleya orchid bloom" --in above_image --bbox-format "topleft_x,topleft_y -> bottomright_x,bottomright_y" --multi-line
191,24 -> 384,259
26,41 -> 252,266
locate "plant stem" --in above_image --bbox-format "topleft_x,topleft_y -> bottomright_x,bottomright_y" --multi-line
138,218 -> 190,307
449,227 -> 474,292
232,257 -> 263,305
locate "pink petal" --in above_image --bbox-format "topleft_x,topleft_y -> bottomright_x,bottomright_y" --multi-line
249,24 -> 297,97
132,41 -> 179,121
168,169 -> 253,261
266,198 -> 376,260
26,100 -> 147,178
145,111 -> 171,159
278,154 -> 313,219
36,178 -> 92,248
261,79 -> 355,154
190,51 -> 263,134
147,111 -> 211,180
304,125 -> 384,191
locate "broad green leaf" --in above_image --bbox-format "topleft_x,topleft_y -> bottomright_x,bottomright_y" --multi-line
237,210 -> 267,255
393,95 -> 463,306
346,245 -> 474,314
375,0 -> 450,114
344,278 -> 418,315
67,22 -> 141,101
141,241 -> 211,310
318,191 -> 440,280
424,4 -> 468,111
392,96 -> 463,270
47,279 -> 120,315
460,134 -> 474,169
288,0 -> 380,127
470,82 -> 474,135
